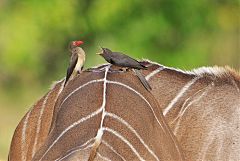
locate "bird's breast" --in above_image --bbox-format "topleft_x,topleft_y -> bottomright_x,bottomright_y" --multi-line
75,55 -> 85,71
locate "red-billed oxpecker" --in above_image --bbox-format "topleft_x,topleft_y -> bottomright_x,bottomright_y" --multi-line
97,47 -> 152,91
64,40 -> 85,86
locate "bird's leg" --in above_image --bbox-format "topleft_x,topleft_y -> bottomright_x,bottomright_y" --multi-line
109,69 -> 124,73
84,69 -> 92,72
77,70 -> 83,74
76,66 -> 84,74
119,67 -> 130,72
109,65 -> 124,72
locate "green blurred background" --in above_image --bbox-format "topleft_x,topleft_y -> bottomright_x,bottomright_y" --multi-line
0,0 -> 239,159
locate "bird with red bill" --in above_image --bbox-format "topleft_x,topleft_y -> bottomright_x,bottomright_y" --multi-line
64,40 -> 86,87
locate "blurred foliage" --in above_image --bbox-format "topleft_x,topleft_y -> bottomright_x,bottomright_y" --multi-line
0,0 -> 239,159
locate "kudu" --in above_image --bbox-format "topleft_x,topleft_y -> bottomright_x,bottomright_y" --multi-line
142,60 -> 240,161
9,61 -> 240,161
9,64 -> 184,161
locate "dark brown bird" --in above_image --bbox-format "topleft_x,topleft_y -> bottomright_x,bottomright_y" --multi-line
97,47 -> 152,91
64,40 -> 85,86
97,47 -> 147,70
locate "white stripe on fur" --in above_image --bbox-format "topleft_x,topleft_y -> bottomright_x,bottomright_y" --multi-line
56,138 -> 94,161
95,65 -> 110,149
21,106 -> 34,161
39,108 -> 102,161
103,127 -> 145,161
102,140 -> 127,161
106,112 -> 159,161
97,152 -> 111,161
145,67 -> 164,81
31,92 -> 50,157
163,77 -> 199,116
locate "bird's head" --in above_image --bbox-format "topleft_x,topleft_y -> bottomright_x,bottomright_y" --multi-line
96,47 -> 112,56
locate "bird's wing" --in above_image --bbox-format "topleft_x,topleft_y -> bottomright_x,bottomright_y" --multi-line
112,52 -> 145,69
112,52 -> 137,62
64,54 -> 78,86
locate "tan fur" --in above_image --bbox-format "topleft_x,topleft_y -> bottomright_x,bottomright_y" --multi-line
10,61 -> 239,161
9,80 -> 64,161
142,61 -> 240,161
9,65 -> 184,161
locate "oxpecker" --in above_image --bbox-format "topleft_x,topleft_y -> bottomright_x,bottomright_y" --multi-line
64,40 -> 85,86
97,48 -> 147,69
97,47 -> 152,91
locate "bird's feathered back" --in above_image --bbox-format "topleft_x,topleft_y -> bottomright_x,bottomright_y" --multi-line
100,48 -> 147,70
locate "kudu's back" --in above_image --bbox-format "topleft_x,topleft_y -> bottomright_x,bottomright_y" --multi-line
9,65 -> 184,161
142,61 -> 240,161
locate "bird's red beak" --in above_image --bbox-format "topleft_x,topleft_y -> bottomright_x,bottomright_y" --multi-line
73,40 -> 84,46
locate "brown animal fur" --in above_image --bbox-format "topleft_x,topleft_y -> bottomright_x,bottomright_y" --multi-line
9,79 -> 64,161
9,64 -> 184,161
142,60 -> 240,161
9,61 -> 240,161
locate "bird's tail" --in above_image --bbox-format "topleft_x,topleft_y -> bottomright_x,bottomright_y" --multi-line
134,69 -> 152,91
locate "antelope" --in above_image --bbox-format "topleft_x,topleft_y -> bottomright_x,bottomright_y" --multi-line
9,61 -> 240,160
142,60 -> 240,161
9,79 -> 65,161
9,64 -> 184,161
